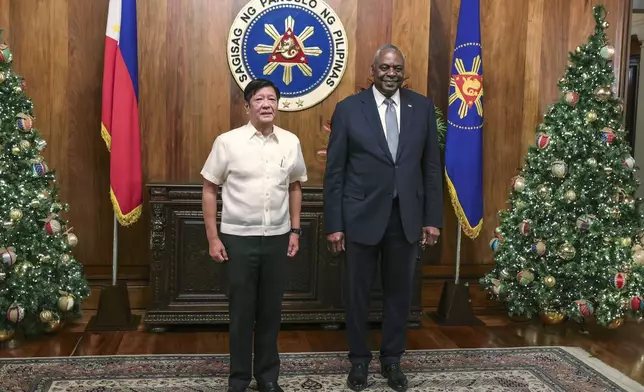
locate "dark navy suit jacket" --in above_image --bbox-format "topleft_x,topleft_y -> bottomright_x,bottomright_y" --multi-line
323,86 -> 443,246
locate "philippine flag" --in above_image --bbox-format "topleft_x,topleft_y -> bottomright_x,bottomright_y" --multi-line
100,0 -> 142,226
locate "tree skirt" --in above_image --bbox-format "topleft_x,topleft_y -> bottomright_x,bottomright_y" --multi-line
1,346 -> 641,391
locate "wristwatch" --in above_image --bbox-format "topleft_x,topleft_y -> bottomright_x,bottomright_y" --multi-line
290,228 -> 302,236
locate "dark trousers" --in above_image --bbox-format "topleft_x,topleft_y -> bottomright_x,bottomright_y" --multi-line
345,199 -> 418,365
220,232 -> 289,390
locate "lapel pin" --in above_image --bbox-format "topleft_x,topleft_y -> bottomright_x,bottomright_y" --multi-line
408,104 -> 412,107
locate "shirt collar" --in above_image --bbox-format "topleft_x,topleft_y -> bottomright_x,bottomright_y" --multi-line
246,122 -> 281,142
372,84 -> 400,108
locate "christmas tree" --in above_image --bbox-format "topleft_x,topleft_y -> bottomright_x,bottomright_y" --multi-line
0,31 -> 89,341
480,5 -> 644,329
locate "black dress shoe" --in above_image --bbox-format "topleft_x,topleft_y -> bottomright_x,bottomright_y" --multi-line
259,381 -> 283,392
347,363 -> 368,391
381,363 -> 408,391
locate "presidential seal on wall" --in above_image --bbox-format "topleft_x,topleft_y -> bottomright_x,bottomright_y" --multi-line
227,0 -> 348,112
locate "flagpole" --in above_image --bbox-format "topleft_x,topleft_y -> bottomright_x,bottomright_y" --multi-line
112,213 -> 118,286
455,223 -> 462,284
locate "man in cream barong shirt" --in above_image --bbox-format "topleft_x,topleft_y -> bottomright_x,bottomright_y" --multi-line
201,79 -> 307,392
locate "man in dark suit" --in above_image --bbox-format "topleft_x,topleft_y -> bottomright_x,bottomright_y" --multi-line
323,44 -> 443,391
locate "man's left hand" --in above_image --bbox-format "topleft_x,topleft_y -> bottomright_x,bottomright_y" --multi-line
421,226 -> 440,247
287,233 -> 299,257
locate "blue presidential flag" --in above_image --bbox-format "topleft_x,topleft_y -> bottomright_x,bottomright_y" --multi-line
444,0 -> 483,239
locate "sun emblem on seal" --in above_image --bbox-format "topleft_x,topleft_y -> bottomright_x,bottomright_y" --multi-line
253,16 -> 323,85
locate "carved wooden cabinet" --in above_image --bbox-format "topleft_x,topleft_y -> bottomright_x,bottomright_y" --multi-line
145,184 -> 423,331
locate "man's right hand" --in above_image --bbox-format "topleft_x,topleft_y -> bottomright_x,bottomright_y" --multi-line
209,238 -> 228,262
326,232 -> 345,254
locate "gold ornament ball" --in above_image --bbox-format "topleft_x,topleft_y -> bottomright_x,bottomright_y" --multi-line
564,190 -> 577,202
512,176 -> 525,192
540,310 -> 565,325
44,318 -> 64,334
632,244 -> 643,253
544,276 -> 556,287
633,251 -> 644,265
0,329 -> 15,342
595,86 -> 612,101
602,20 -> 610,29
537,184 -> 551,199
66,233 -> 78,247
39,310 -> 53,323
558,242 -> 576,261
9,208 -> 22,221
622,237 -> 633,247
586,111 -> 598,122
29,199 -> 40,208
11,146 -> 20,155
19,140 -> 30,150
61,254 -> 71,264
551,160 -> 568,178
607,317 -> 624,329
58,294 -> 74,312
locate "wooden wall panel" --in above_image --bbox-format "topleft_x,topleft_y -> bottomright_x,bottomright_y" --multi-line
0,0 -> 632,311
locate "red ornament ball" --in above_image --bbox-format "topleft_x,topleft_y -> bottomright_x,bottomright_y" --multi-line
601,127 -> 616,144
575,300 -> 593,317
45,219 -> 61,234
565,91 -> 579,106
612,273 -> 627,290
536,133 -> 551,149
